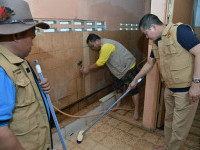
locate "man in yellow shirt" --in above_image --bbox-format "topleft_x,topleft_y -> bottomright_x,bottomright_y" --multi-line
80,33 -> 140,120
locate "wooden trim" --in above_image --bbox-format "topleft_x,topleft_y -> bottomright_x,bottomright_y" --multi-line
142,0 -> 169,130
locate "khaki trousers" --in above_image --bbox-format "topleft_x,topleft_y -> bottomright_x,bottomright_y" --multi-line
164,88 -> 199,150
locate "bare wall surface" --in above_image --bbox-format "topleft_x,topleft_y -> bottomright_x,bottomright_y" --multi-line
173,0 -> 194,25
24,0 -> 149,112
26,31 -> 146,110
25,0 -> 149,30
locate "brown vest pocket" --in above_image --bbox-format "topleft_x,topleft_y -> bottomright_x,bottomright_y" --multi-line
9,117 -> 40,149
15,73 -> 36,107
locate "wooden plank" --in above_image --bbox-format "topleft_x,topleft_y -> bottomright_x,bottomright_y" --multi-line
142,0 -> 168,130
143,44 -> 161,129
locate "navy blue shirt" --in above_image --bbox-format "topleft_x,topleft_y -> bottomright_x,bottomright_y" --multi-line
150,24 -> 200,92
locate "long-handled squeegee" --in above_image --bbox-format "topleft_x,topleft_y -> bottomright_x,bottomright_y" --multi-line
77,77 -> 144,143
34,60 -> 67,150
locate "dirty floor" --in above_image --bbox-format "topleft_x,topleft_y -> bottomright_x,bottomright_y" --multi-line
54,99 -> 200,150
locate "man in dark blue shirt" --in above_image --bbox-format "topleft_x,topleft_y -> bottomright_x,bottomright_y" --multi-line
150,24 -> 200,93
128,14 -> 200,150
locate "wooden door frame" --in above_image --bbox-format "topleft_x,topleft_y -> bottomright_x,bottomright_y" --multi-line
142,0 -> 170,130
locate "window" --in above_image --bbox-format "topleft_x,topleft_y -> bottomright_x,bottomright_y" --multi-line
131,24 -> 138,27
96,22 -> 104,26
120,23 -> 139,31
86,22 -> 95,26
75,28 -> 84,32
131,28 -> 139,30
43,28 -> 57,33
60,28 -> 72,32
33,18 -> 106,32
42,20 -> 56,25
97,28 -> 104,31
60,21 -> 71,25
95,21 -> 106,31
87,28 -> 95,31
74,21 -> 84,25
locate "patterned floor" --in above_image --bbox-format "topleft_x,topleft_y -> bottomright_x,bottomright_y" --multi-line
54,99 -> 200,150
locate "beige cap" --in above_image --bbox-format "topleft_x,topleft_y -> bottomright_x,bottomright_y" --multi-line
0,0 -> 49,35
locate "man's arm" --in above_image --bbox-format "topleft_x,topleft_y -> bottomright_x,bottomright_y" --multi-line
0,67 -> 22,149
80,63 -> 99,74
128,57 -> 156,90
0,126 -> 25,150
188,43 -> 200,102
80,43 -> 115,75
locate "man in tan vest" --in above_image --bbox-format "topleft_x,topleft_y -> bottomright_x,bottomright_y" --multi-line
80,33 -> 140,120
128,14 -> 200,150
0,0 -> 53,149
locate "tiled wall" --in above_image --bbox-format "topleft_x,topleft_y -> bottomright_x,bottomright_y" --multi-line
26,31 -> 147,111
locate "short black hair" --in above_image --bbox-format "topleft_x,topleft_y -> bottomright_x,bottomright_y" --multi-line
86,33 -> 101,43
139,14 -> 163,30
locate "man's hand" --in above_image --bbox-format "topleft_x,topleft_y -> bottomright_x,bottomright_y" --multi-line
128,79 -> 136,91
80,67 -> 89,74
39,78 -> 51,94
189,44 -> 200,103
189,83 -> 200,103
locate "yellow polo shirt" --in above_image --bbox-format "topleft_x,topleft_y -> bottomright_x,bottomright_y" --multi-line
96,43 -> 136,69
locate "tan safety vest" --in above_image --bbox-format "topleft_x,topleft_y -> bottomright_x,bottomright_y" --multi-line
152,23 -> 194,88
0,45 -> 52,150
101,39 -> 136,79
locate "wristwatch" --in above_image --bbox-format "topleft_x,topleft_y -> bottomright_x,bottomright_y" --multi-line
193,78 -> 200,83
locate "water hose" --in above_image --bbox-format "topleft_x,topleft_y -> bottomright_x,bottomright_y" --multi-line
53,105 -> 134,118
34,60 -> 67,150
76,77 -> 144,143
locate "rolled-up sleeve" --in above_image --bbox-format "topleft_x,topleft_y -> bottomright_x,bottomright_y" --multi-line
0,67 -> 16,127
